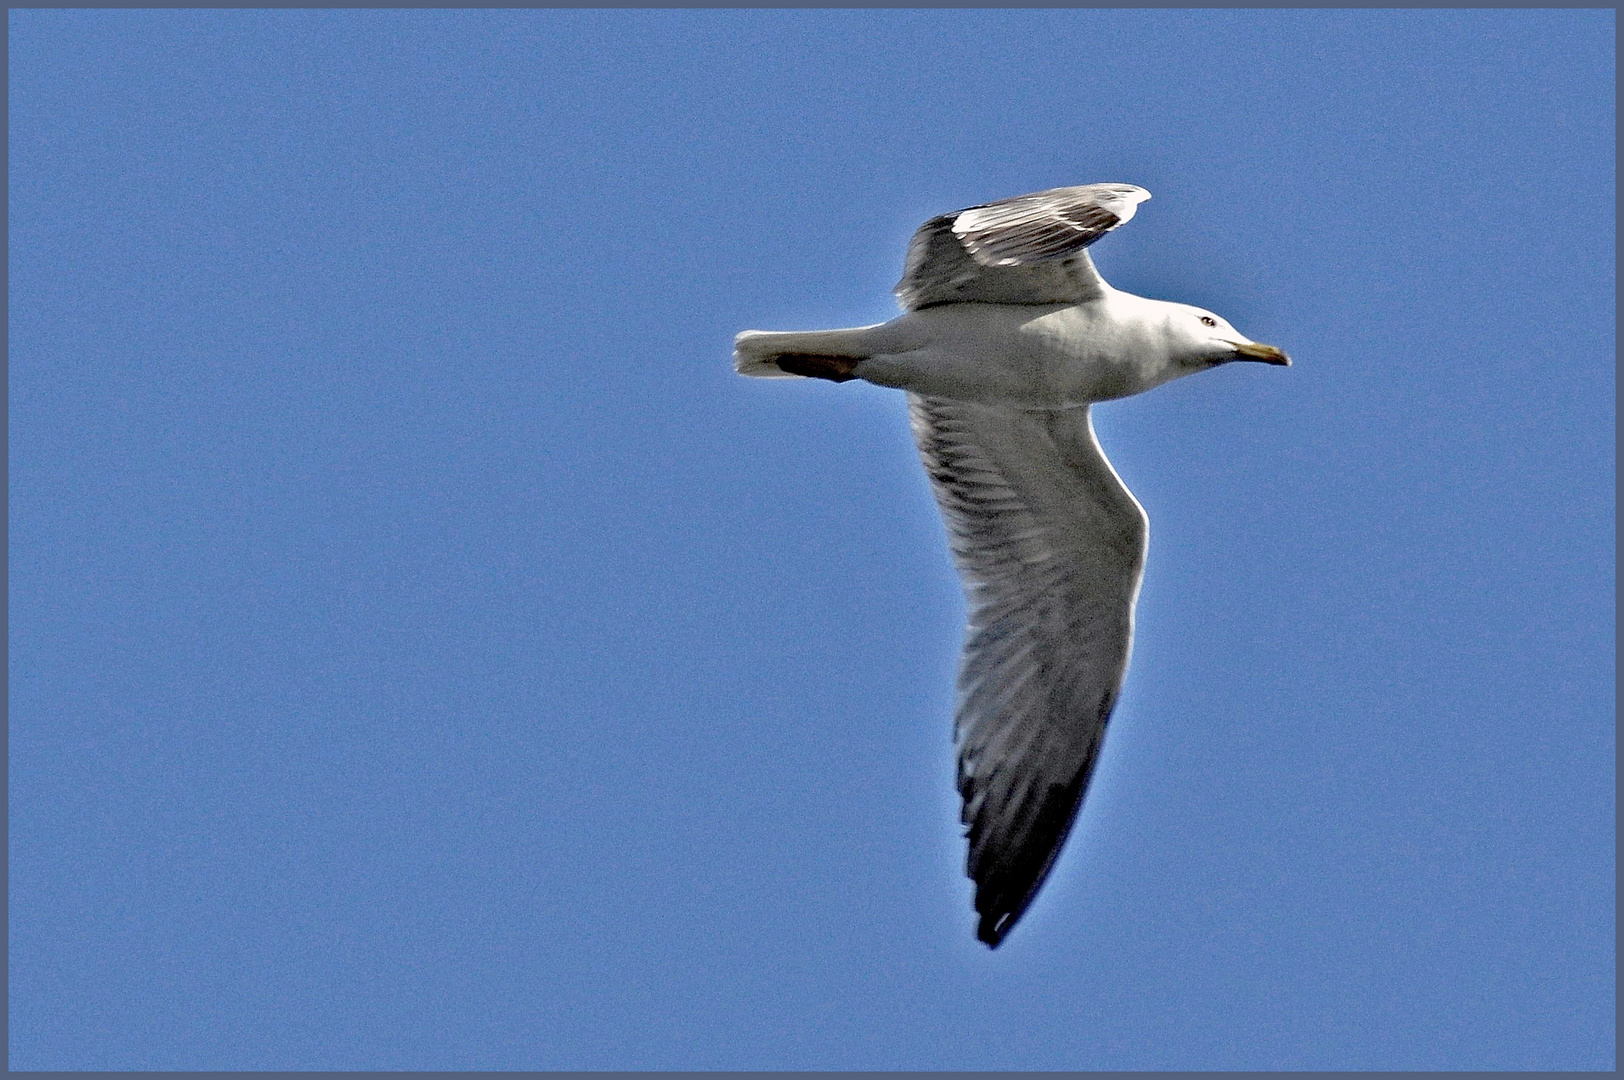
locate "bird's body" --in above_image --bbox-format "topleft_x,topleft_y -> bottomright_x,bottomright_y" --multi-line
742,294 -> 1225,407
735,183 -> 1287,947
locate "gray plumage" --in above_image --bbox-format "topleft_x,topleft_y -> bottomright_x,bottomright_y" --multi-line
910,395 -> 1144,946
895,183 -> 1148,310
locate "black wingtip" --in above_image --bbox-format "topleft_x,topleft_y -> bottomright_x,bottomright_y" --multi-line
977,911 -> 1014,948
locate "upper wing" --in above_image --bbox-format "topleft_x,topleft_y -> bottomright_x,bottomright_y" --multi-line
909,394 -> 1148,947
895,184 -> 1150,311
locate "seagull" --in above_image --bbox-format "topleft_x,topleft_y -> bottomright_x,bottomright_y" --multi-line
734,184 -> 1289,948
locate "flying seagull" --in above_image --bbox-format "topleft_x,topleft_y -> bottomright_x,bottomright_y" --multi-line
734,183 -> 1289,948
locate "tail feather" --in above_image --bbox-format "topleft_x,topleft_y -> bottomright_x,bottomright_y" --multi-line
734,331 -> 804,378
733,325 -> 885,379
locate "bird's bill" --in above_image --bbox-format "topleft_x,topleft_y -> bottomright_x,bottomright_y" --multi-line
1227,340 -> 1291,366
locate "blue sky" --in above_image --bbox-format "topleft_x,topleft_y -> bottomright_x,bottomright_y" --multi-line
9,9 -> 1614,1070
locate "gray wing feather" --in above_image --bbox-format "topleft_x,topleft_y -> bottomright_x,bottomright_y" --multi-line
895,184 -> 1150,311
909,394 -> 1148,947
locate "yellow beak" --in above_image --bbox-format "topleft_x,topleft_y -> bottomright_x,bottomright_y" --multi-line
1227,340 -> 1291,366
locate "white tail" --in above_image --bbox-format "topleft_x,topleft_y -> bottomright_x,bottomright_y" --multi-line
733,331 -> 802,378
733,324 -> 887,378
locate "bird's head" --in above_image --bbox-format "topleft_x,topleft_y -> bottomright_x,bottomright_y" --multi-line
1163,304 -> 1291,371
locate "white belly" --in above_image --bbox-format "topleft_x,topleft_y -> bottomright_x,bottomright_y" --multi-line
852,302 -> 1164,407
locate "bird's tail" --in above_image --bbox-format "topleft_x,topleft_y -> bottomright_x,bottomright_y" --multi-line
733,325 -> 885,379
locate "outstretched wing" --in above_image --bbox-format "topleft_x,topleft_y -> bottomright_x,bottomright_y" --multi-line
895,184 -> 1150,311
909,394 -> 1148,947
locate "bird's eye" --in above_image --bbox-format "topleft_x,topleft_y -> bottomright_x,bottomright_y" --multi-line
1199,316 -> 1217,327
